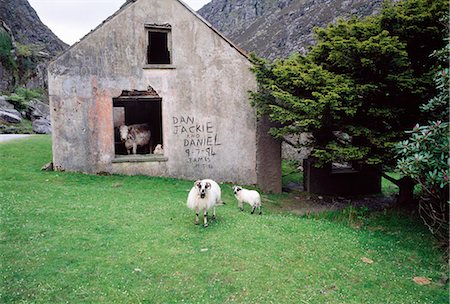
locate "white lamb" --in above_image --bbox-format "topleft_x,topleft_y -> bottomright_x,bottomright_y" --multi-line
153,144 -> 164,155
232,186 -> 262,215
187,179 -> 222,227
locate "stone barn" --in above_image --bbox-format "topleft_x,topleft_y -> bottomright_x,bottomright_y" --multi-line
48,0 -> 281,193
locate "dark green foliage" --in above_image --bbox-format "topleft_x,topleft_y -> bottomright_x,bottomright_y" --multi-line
395,42 -> 449,241
7,87 -> 44,111
15,43 -> 42,82
0,30 -> 16,70
420,41 -> 450,120
250,0 -> 448,168
6,93 -> 27,111
282,159 -> 303,186
396,121 -> 449,190
379,0 -> 449,85
14,86 -> 44,101
0,30 -> 43,91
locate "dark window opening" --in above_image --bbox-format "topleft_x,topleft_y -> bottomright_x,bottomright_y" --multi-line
147,31 -> 170,64
332,161 -> 355,173
113,95 -> 163,156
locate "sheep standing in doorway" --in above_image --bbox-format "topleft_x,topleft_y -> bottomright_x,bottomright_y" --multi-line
232,186 -> 262,215
187,179 -> 222,227
119,123 -> 151,154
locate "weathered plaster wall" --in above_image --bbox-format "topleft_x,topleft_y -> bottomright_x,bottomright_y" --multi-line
48,0 -> 263,186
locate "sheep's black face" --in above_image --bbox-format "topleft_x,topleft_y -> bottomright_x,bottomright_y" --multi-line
233,186 -> 242,195
197,181 -> 211,199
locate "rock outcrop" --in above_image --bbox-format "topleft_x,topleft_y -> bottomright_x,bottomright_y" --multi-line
199,0 -> 384,60
27,99 -> 51,134
32,117 -> 51,134
0,0 -> 68,92
0,96 -> 21,123
0,109 -> 21,123
0,95 -> 51,134
0,0 -> 67,57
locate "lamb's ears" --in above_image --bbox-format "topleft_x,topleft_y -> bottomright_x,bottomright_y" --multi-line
206,182 -> 211,188
195,180 -> 201,187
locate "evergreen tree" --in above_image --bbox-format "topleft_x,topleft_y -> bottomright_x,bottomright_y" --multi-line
251,0 -> 448,170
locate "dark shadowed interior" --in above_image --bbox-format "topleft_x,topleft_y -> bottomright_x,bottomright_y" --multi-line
147,31 -> 170,64
113,97 -> 162,155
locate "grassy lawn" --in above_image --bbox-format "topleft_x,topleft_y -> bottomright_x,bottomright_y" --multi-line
1,136 -> 448,303
382,172 -> 399,196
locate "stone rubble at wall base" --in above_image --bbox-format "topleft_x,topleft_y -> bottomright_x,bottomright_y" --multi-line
0,95 -> 52,134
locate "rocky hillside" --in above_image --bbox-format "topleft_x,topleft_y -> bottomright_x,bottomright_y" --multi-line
0,0 -> 68,91
199,0 -> 384,59
0,0 -> 66,133
0,0 -> 67,57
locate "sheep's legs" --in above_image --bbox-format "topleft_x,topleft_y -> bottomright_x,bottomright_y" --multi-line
132,143 -> 137,154
203,209 -> 208,227
239,202 -> 244,211
195,207 -> 200,225
251,204 -> 263,215
212,207 -> 216,220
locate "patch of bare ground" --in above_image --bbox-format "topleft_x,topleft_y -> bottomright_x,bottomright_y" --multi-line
265,190 -> 395,216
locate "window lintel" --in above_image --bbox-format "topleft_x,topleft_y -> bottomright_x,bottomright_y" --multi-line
144,23 -> 171,30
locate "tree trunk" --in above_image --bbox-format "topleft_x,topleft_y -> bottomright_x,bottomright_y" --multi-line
396,176 -> 416,209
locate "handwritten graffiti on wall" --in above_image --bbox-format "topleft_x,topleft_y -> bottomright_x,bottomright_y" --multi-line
172,115 -> 221,169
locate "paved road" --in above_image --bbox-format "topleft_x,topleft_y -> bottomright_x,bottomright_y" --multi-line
0,134 -> 32,143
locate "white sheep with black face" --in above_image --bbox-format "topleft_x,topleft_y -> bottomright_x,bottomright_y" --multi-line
232,186 -> 262,215
187,179 -> 222,227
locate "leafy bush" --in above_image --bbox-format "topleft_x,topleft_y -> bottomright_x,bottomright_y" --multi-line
395,43 -> 449,241
15,43 -> 41,79
15,43 -> 32,57
396,122 -> 449,190
7,87 -> 44,111
7,94 -> 27,111
395,121 -> 449,241
14,87 -> 44,101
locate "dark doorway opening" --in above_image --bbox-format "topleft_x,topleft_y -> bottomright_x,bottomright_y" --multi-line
113,89 -> 163,156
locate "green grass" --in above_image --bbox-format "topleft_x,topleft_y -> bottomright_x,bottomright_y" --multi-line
1,136 -> 448,303
0,119 -> 33,134
382,172 -> 400,196
382,172 -> 423,197
282,159 -> 303,186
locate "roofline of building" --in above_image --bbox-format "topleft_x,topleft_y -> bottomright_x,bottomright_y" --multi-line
49,0 -> 250,66
176,0 -> 249,59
